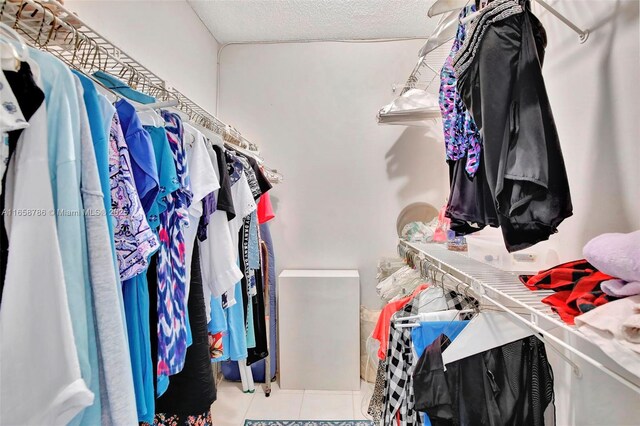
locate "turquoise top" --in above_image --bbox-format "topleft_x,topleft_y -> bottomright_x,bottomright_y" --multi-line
93,70 -> 156,104
144,125 -> 179,231
29,48 -> 101,426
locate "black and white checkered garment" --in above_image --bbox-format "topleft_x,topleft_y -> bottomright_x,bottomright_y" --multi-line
382,302 -> 422,426
444,290 -> 478,319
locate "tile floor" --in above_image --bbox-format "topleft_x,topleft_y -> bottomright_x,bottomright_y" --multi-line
211,379 -> 375,426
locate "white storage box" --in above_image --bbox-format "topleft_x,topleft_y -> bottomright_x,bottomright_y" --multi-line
465,228 -> 559,273
278,270 -> 360,391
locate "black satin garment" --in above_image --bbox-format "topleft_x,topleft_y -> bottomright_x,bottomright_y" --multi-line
446,153 -> 500,236
457,4 -> 572,252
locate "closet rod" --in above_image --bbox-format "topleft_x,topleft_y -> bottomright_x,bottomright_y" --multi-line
0,0 -> 275,168
534,0 -> 589,43
428,0 -> 589,43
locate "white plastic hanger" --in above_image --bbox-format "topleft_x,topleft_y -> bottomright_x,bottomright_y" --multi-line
0,22 -> 29,71
136,108 -> 164,128
181,121 -> 199,149
441,311 -> 534,365
428,0 -> 471,17
396,309 -> 474,328
418,10 -> 461,57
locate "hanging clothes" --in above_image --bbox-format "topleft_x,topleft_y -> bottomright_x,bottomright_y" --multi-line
182,122 -> 219,292
382,307 -> 423,426
0,61 -> 44,304
439,5 -> 481,176
199,142 -> 243,319
453,0 -> 573,252
415,334 -> 555,426
109,109 -> 159,423
155,244 -> 217,419
0,34 -> 279,426
156,110 -> 193,394
74,75 -> 138,426
29,46 -> 102,426
0,58 -> 94,426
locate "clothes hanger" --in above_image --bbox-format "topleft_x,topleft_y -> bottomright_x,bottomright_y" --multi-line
428,0 -> 471,18
441,308 -> 534,365
0,22 -> 28,71
395,309 -> 474,328
399,260 -> 534,365
418,9 -> 461,57
181,121 -> 200,148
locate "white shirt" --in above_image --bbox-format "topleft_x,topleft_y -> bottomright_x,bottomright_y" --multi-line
228,172 -> 257,251
0,76 -> 93,425
198,146 -> 250,320
182,123 -> 219,296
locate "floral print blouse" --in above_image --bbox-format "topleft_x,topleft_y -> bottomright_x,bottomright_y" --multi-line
439,5 -> 482,177
109,111 -> 159,281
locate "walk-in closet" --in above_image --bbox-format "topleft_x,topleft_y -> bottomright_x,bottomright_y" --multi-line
0,0 -> 639,425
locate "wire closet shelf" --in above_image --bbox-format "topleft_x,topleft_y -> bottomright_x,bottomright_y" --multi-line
0,0 -> 282,182
398,240 -> 640,394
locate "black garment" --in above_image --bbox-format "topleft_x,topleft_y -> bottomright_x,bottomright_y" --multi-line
413,335 -> 454,423
238,216 -> 269,367
148,253 -> 159,400
231,150 -> 271,201
454,1 -> 572,252
247,267 -> 268,365
446,154 -> 499,236
0,62 -> 45,303
246,155 -> 272,196
212,145 -> 236,221
156,244 -> 217,415
414,334 -> 555,426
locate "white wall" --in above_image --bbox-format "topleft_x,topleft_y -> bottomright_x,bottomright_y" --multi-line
540,0 -> 640,261
218,40 -> 449,309
65,0 -> 219,113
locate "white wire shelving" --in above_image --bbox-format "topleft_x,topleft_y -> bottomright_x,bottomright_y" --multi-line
0,0 -> 283,183
398,240 -> 640,394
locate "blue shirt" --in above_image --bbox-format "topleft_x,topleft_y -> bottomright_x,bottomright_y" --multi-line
411,320 -> 469,359
122,274 -> 155,423
411,320 -> 469,426
72,72 -> 111,219
144,125 -> 179,231
116,99 -> 159,214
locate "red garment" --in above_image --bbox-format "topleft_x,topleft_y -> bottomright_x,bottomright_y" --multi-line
372,284 -> 429,360
520,260 -> 615,325
208,331 -> 224,360
257,193 -> 275,224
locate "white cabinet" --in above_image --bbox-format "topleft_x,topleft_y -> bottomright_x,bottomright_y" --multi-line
278,270 -> 360,391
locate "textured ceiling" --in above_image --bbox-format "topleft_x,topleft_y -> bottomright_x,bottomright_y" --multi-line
187,0 -> 439,43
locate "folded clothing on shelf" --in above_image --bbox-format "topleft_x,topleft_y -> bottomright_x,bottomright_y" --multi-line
520,260 -> 616,325
575,295 -> 640,377
583,230 -> 640,283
